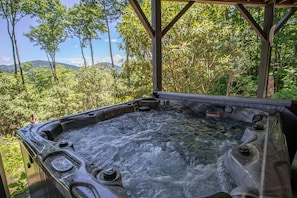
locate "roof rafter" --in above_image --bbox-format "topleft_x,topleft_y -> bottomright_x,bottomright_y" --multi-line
275,7 -> 297,33
128,0 -> 154,38
235,4 -> 267,41
162,1 -> 195,37
162,0 -> 297,7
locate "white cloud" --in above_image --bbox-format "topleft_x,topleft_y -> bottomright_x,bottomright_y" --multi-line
99,54 -> 125,66
114,55 -> 125,65
99,56 -> 111,63
3,56 -> 11,62
56,57 -> 86,66
56,54 -> 126,67
104,39 -> 117,43
0,56 -> 12,65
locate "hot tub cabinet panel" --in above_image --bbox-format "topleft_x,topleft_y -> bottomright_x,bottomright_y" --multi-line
20,143 -> 65,198
18,92 -> 296,198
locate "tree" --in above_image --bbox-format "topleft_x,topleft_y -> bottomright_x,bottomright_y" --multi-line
25,0 -> 67,82
0,0 -> 25,84
82,0 -> 128,68
271,9 -> 297,99
67,2 -> 106,66
0,71 -> 38,136
118,2 -> 248,95
76,64 -> 115,110
210,6 -> 260,97
118,2 -> 297,98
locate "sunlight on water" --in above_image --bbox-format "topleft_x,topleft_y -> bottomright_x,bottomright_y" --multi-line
57,110 -> 250,197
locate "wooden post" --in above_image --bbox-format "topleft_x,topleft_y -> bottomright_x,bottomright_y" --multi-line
152,0 -> 162,91
0,153 -> 10,198
257,3 -> 275,98
266,75 -> 274,98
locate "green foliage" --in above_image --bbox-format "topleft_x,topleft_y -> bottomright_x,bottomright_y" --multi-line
271,10 -> 297,99
67,2 -> 107,66
25,0 -> 68,82
274,67 -> 297,99
0,63 -> 125,135
118,2 -> 296,98
0,73 -> 33,136
0,137 -> 27,196
0,63 -> 127,196
8,172 -> 27,197
76,64 -> 115,111
275,85 -> 297,100
0,0 -> 27,83
161,4 -> 238,94
119,58 -> 152,98
117,1 -> 151,57
0,67 -> 89,136
118,1 -> 261,96
67,2 -> 106,39
82,0 -> 128,21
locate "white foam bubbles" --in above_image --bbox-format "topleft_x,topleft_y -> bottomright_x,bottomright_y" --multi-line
57,110 -> 250,197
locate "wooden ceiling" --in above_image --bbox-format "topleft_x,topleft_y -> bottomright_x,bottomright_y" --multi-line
162,0 -> 297,8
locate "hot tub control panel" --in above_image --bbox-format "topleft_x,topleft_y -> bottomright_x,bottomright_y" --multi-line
42,149 -> 128,198
51,156 -> 74,173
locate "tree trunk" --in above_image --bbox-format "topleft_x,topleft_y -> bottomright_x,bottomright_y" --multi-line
295,41 -> 297,65
13,34 -> 25,84
89,38 -> 94,65
80,38 -> 87,66
267,75 -> 274,98
226,72 -> 234,96
106,17 -> 114,69
52,52 -> 58,83
47,53 -> 59,83
6,19 -> 17,75
47,54 -> 54,76
105,16 -> 118,90
102,1 -> 117,87
126,52 -> 130,87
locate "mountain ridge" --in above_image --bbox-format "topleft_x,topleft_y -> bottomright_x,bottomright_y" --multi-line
0,60 -> 121,72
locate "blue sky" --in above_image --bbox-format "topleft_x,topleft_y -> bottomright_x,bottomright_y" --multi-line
0,0 -> 126,66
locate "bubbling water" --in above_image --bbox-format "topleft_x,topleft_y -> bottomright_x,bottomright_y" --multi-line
57,110 -> 250,197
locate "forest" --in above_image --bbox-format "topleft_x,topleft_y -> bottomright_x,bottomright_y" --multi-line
0,0 -> 297,196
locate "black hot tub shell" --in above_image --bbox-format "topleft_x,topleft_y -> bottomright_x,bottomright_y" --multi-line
18,92 -> 297,198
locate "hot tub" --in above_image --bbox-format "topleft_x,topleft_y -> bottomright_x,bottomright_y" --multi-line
18,92 -> 296,198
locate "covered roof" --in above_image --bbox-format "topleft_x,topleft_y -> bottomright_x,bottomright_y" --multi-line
163,0 -> 297,8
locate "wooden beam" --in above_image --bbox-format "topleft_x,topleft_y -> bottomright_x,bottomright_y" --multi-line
152,0 -> 163,91
257,3 -> 275,98
162,0 -> 297,7
128,0 -> 154,38
235,4 -> 267,41
275,7 -> 297,33
162,1 -> 195,37
163,0 -> 267,5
